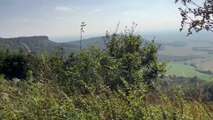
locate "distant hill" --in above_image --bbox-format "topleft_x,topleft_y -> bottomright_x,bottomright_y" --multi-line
0,35 -> 158,55
64,35 -> 152,50
0,36 -> 58,54
63,36 -> 106,49
0,36 -> 106,55
0,36 -> 79,54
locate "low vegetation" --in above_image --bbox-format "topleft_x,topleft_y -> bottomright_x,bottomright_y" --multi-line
1,77 -> 213,119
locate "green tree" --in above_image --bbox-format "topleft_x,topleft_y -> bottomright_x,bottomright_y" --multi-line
0,50 -> 28,80
105,24 -> 166,89
60,24 -> 166,93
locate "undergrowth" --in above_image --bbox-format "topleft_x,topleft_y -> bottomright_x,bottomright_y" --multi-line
0,77 -> 212,120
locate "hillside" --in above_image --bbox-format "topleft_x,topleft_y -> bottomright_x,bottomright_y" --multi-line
0,36 -> 59,54
0,36 -> 107,55
62,36 -> 106,49
64,35 -> 152,49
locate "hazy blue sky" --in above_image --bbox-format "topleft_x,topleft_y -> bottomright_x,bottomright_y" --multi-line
0,0 -> 183,38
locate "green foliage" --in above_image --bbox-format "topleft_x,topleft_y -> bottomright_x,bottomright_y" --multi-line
0,77 -> 213,120
104,29 -> 166,89
52,30 -> 165,94
0,49 -> 47,81
0,49 -> 29,80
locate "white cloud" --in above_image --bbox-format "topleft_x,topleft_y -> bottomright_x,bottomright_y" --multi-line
54,6 -> 72,12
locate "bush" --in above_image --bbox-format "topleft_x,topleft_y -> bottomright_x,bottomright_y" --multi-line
53,29 -> 167,94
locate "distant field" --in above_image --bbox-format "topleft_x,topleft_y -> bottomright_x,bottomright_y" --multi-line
160,46 -> 202,56
160,40 -> 213,81
159,40 -> 213,57
166,62 -> 213,81
195,60 -> 213,73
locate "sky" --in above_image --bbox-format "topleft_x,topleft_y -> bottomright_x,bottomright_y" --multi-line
0,0 -> 184,40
